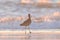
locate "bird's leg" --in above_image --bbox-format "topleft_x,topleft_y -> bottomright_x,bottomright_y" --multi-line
27,26 -> 31,40
25,26 -> 27,40
28,26 -> 31,34
25,26 -> 26,35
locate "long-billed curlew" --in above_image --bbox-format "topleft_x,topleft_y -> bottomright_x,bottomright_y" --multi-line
20,14 -> 31,35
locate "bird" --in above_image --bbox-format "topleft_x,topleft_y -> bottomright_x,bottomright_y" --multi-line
20,14 -> 31,35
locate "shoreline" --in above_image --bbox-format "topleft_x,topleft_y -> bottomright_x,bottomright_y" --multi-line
0,29 -> 60,33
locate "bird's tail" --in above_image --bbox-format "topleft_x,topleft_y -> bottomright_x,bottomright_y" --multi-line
20,24 -> 23,26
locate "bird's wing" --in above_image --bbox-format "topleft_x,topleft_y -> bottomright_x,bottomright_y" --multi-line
20,19 -> 29,25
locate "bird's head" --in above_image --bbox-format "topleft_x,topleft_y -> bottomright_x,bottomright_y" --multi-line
28,14 -> 31,19
28,14 -> 31,17
28,14 -> 30,16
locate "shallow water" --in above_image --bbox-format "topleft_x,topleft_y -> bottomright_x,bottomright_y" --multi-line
0,30 -> 60,40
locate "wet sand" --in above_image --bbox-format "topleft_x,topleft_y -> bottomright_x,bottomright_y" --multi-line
0,30 -> 60,40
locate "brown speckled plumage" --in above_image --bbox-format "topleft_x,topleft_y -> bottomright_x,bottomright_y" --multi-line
20,14 -> 31,26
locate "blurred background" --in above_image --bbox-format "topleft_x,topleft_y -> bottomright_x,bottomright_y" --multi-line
0,0 -> 60,30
